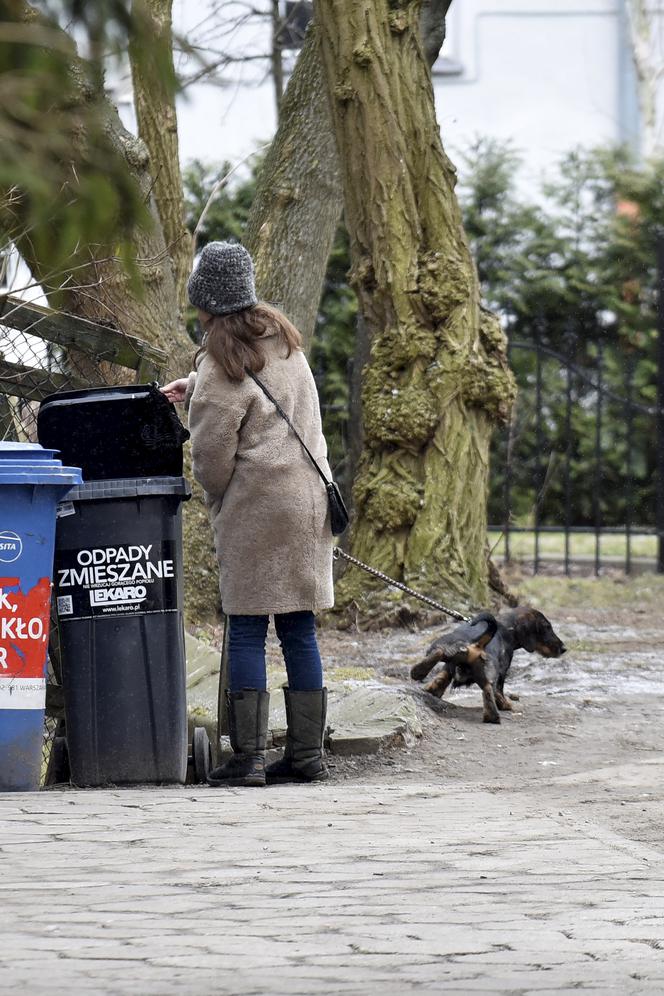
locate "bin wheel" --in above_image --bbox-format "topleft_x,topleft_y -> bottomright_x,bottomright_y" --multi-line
44,736 -> 70,786
192,727 -> 212,784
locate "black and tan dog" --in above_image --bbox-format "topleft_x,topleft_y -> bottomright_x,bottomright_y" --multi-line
411,607 -> 566,724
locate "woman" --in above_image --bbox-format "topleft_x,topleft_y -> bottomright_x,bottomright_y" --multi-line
163,241 -> 334,788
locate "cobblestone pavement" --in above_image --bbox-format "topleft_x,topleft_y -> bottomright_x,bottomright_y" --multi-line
2,783 -> 664,995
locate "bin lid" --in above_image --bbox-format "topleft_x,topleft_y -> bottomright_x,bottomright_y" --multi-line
37,384 -> 189,482
0,442 -> 83,487
62,476 -> 191,502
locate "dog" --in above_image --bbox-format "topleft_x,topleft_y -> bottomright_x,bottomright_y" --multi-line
410,606 -> 566,724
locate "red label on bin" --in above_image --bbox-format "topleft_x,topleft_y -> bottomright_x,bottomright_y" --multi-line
0,577 -> 52,678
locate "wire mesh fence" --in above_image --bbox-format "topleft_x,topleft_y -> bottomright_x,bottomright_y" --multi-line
0,294 -> 166,442
0,289 -> 167,787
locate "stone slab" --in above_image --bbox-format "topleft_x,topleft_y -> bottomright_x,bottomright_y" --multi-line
185,633 -> 422,756
185,632 -> 219,690
326,683 -> 422,755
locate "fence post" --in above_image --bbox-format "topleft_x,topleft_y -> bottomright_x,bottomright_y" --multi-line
657,233 -> 664,573
563,322 -> 576,577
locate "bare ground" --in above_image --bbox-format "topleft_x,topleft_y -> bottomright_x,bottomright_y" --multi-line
314,570 -> 664,849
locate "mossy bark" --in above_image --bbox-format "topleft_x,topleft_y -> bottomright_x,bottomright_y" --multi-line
129,0 -> 192,317
244,25 -> 342,352
3,5 -> 190,375
244,7 -> 451,352
316,0 -> 515,617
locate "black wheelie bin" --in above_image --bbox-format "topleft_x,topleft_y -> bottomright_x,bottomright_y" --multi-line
38,384 -> 205,787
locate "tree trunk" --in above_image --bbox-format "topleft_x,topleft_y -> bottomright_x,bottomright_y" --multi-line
340,2 -> 453,494
244,5 -> 452,352
129,0 -> 192,315
420,0 -> 453,65
244,24 -> 342,351
270,0 -> 285,118
315,0 -> 515,617
3,1 -> 219,623
3,5 -> 190,375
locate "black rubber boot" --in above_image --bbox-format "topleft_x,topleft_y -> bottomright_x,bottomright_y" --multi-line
266,688 -> 329,784
207,689 -> 270,787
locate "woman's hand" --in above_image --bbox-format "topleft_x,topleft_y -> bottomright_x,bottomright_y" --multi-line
161,378 -> 189,405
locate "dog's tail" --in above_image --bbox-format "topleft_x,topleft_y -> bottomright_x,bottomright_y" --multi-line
468,611 -> 498,647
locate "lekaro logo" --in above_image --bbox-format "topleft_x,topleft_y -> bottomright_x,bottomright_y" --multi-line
0,531 -> 22,564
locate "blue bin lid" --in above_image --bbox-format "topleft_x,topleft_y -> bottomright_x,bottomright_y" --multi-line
0,442 -> 83,486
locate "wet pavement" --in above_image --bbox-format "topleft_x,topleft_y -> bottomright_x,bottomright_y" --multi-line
4,581 -> 664,992
2,781 -> 664,994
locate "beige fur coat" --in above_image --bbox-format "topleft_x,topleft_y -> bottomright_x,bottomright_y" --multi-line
187,333 -> 334,615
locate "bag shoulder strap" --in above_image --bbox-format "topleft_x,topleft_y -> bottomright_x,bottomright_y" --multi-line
246,370 -> 331,488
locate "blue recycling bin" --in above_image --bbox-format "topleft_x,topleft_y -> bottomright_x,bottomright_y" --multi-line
0,443 -> 82,792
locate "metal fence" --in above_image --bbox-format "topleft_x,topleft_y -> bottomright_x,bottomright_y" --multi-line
489,323 -> 664,576
316,318 -> 664,578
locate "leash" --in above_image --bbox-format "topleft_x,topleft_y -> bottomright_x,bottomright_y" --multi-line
333,547 -> 470,622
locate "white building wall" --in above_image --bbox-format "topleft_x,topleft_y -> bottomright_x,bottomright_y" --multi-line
437,0 -> 635,186
162,0 -> 642,190
176,74 -> 276,171
112,1 -> 278,171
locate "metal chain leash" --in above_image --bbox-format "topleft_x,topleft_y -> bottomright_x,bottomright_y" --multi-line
333,547 -> 470,622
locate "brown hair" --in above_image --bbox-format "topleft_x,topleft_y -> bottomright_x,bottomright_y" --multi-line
195,302 -> 302,382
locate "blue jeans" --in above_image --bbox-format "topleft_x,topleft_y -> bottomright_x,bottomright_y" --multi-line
228,611 -> 323,692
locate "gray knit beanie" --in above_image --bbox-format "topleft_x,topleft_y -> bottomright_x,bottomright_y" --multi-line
187,241 -> 258,316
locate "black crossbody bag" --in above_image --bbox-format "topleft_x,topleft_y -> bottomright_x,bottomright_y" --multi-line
246,370 -> 350,536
